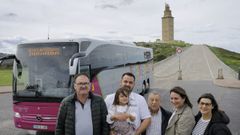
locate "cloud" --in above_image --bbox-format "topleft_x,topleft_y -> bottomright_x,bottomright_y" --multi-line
0,0 -> 239,53
4,12 -> 18,17
108,31 -> 118,34
192,29 -> 218,34
0,37 -> 27,54
0,12 -> 19,23
228,26 -> 240,32
95,0 -> 134,9
120,0 -> 135,6
96,4 -> 118,9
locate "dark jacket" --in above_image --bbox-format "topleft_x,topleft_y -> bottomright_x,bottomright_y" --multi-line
195,111 -> 232,135
161,107 -> 172,135
143,106 -> 172,135
55,92 -> 109,135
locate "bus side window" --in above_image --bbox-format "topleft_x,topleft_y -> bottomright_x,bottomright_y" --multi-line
79,65 -> 91,80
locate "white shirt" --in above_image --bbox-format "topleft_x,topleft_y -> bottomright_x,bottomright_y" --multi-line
105,92 -> 151,128
106,105 -> 137,126
146,109 -> 162,135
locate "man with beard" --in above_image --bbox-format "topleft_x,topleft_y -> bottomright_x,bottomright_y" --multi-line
105,72 -> 151,135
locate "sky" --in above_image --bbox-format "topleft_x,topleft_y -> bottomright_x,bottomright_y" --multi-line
0,0 -> 240,53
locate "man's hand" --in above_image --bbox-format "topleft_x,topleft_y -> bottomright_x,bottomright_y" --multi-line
135,117 -> 151,135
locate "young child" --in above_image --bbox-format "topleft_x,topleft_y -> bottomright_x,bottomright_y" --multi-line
106,87 -> 136,135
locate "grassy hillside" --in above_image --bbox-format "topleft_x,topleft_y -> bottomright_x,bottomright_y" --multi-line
136,40 -> 191,62
208,46 -> 240,72
0,68 -> 12,86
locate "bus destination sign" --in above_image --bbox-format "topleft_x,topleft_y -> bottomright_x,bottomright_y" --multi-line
28,48 -> 60,56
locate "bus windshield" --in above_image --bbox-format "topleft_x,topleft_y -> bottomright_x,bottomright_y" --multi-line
13,42 -> 79,98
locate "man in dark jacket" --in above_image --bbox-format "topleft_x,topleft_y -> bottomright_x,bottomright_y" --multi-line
55,73 -> 109,135
145,91 -> 172,135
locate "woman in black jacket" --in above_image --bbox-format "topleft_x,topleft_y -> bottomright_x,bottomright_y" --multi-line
192,93 -> 232,135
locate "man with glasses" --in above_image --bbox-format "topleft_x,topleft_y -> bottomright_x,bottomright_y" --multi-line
55,73 -> 109,135
192,93 -> 231,135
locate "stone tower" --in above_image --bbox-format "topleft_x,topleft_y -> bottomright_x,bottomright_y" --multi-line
162,3 -> 174,42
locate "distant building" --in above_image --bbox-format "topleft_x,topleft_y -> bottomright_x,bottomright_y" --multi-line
162,3 -> 174,42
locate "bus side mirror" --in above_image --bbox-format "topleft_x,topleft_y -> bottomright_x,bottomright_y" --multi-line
69,58 -> 78,75
1,55 -> 23,77
69,53 -> 86,75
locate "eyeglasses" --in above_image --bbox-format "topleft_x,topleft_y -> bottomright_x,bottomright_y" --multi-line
75,82 -> 90,86
199,102 -> 212,106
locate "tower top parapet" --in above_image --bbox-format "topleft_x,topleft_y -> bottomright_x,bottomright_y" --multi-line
163,3 -> 173,17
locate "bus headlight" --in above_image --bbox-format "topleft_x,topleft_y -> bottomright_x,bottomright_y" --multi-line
14,112 -> 21,118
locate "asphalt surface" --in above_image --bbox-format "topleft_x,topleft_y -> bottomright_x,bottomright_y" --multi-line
0,92 -> 36,135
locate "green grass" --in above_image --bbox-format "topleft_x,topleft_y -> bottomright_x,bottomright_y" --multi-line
208,46 -> 240,72
136,41 -> 192,62
0,68 -> 12,86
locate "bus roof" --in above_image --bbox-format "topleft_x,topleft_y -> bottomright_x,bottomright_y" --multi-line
21,38 -> 137,47
19,38 -> 151,53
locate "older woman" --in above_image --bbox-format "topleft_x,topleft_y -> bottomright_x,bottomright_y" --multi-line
192,93 -> 232,135
165,86 -> 195,135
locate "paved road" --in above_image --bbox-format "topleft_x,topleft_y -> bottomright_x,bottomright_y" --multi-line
0,93 -> 36,135
153,45 -> 240,134
154,45 -> 238,89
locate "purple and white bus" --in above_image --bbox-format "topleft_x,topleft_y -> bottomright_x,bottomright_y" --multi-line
0,38 -> 153,133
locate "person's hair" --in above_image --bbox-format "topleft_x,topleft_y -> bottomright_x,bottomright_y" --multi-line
121,72 -> 135,81
113,87 -> 130,105
170,86 -> 193,108
197,93 -> 219,113
148,91 -> 161,99
73,73 -> 90,83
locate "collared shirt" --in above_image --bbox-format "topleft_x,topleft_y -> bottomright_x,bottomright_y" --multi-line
105,92 -> 151,128
75,99 -> 93,135
146,108 -> 162,135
